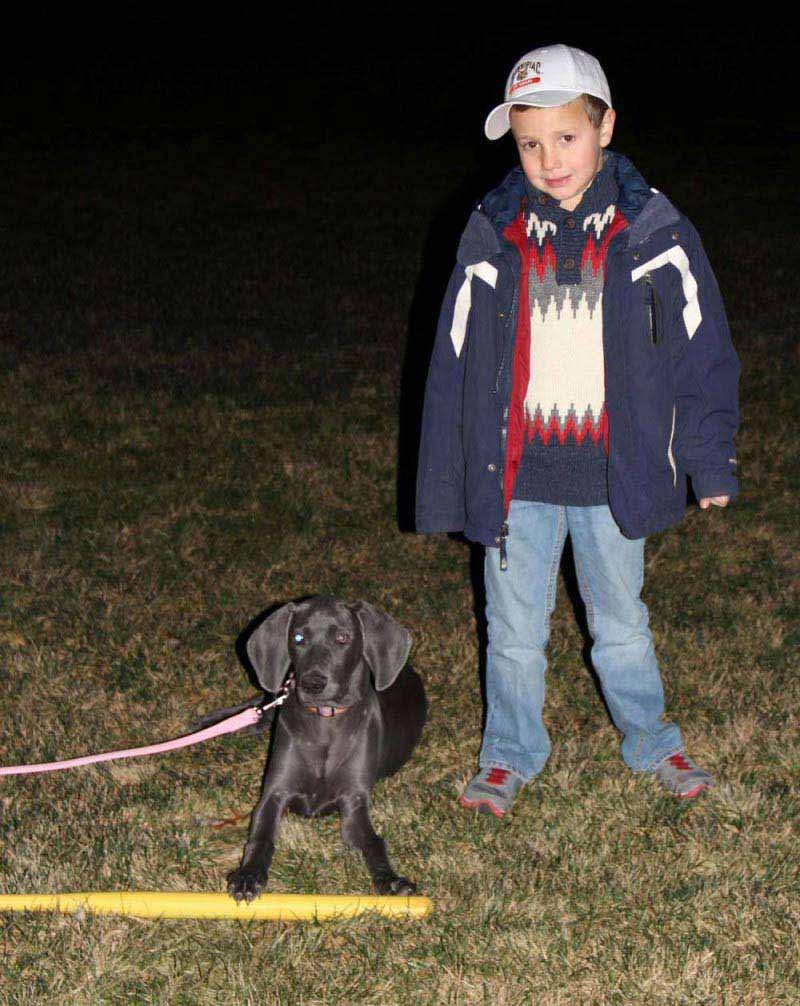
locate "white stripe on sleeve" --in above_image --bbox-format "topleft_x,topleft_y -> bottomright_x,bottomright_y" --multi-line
449,261 -> 498,358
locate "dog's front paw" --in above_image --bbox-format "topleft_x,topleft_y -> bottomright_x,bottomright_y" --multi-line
375,875 -> 417,896
227,865 -> 268,903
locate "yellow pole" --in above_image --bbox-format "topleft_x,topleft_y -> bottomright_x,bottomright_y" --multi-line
0,891 -> 432,921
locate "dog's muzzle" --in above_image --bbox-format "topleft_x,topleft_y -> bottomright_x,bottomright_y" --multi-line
298,672 -> 352,716
298,672 -> 328,694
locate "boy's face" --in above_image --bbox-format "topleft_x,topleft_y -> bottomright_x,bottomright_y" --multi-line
509,98 -> 615,211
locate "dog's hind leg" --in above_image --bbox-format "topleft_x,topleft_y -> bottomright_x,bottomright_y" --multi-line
227,792 -> 287,902
339,793 -> 416,896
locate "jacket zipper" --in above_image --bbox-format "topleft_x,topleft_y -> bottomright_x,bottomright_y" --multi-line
499,405 -> 510,570
494,282 -> 518,394
496,251 -> 520,571
499,523 -> 509,570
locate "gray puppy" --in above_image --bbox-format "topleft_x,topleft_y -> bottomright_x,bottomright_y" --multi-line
226,596 -> 427,902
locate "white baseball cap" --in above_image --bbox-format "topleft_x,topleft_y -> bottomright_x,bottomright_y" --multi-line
484,44 -> 612,140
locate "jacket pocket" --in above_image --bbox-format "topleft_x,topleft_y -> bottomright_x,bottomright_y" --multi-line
643,272 -> 661,345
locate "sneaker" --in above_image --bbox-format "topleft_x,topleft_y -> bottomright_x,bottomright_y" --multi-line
653,751 -> 714,799
459,766 -> 526,818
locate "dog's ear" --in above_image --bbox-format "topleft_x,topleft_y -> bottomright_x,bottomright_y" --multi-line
351,601 -> 412,691
246,603 -> 295,693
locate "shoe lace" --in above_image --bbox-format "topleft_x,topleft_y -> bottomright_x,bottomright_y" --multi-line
486,768 -> 510,786
667,753 -> 693,772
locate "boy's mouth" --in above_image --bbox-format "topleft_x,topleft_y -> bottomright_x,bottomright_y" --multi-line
543,175 -> 571,188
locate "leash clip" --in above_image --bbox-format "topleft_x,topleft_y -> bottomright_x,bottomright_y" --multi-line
256,671 -> 295,718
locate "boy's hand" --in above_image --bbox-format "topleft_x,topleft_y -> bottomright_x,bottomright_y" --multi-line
699,496 -> 729,509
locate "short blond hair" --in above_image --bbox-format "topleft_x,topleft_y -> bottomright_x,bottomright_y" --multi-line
511,94 -> 609,128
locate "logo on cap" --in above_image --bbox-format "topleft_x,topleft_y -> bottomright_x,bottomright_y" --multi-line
509,60 -> 542,95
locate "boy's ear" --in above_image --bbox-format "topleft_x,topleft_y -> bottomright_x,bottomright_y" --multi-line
599,107 -> 616,148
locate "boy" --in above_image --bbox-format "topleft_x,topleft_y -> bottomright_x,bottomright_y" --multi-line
415,44 -> 739,816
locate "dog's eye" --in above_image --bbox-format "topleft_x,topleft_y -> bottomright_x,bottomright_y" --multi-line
335,631 -> 351,645
293,632 -> 305,645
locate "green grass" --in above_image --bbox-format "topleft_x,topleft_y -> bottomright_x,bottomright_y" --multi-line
0,126 -> 798,1005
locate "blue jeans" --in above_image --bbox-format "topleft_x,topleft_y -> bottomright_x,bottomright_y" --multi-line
481,501 -> 682,779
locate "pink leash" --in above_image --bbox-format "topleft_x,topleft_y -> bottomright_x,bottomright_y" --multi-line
0,692 -> 288,778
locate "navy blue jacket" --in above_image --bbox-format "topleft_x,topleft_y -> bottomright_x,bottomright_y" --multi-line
416,153 -> 740,546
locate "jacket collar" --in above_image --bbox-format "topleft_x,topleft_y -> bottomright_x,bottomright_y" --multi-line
475,151 -> 681,254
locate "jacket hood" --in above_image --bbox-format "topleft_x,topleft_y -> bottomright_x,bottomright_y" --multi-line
460,152 -> 681,266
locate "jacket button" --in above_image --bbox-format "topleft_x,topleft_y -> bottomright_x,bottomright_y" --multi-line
494,536 -> 501,544
565,217 -> 576,229
671,232 -> 679,240
538,194 -> 547,205
487,463 -> 496,472
563,257 -> 576,269
632,252 -> 640,261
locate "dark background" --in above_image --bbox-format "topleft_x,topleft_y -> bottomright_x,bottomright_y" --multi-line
1,10 -> 794,144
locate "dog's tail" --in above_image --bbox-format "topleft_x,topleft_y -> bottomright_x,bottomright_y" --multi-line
187,694 -> 274,736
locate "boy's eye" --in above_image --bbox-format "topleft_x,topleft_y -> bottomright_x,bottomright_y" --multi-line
293,632 -> 305,645
562,134 -> 575,142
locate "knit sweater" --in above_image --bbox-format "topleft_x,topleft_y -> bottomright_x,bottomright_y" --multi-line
510,155 -> 623,506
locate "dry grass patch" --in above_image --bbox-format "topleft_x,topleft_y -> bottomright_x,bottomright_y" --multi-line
1,131 -> 797,1005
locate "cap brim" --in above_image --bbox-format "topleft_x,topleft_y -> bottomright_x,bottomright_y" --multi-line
484,91 -> 583,140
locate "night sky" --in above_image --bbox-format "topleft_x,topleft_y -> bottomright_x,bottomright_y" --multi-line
1,12 -> 793,141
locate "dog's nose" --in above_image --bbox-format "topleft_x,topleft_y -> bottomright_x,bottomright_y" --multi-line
299,672 -> 327,695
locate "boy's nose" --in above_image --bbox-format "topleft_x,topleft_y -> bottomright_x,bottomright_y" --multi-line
540,147 -> 560,171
